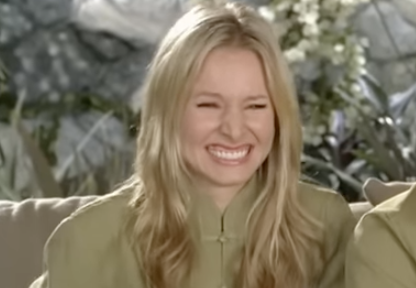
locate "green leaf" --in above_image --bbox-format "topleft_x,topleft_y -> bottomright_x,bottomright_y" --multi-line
7,92 -> 63,197
0,142 -> 5,168
352,150 -> 380,167
7,143 -> 18,193
0,176 -> 21,201
389,82 -> 416,119
301,154 -> 363,193
355,121 -> 403,179
56,111 -> 114,182
359,74 -> 389,114
73,173 -> 98,196
382,123 -> 416,175
334,87 -> 369,117
14,120 -> 64,197
344,159 -> 366,175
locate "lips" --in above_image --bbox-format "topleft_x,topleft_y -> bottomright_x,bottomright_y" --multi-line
207,145 -> 251,161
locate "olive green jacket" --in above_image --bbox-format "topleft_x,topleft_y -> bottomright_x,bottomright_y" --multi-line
30,182 -> 355,288
346,183 -> 416,288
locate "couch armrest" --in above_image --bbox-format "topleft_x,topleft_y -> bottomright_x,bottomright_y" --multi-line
363,178 -> 414,206
349,202 -> 373,220
0,196 -> 98,288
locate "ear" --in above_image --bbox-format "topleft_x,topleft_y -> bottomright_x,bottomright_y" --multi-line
363,178 -> 414,206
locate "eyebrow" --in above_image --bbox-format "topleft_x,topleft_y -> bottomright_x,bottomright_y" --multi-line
196,91 -> 268,100
246,95 -> 268,101
196,91 -> 222,98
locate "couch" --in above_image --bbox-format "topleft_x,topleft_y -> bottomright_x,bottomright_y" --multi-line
0,178 -> 412,288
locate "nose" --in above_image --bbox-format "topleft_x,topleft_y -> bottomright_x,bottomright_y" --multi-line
219,106 -> 245,141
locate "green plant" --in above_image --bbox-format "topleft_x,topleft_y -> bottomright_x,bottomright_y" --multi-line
259,0 -> 370,146
0,106 -> 136,200
0,59 -> 138,200
0,59 -> 5,90
302,75 -> 416,201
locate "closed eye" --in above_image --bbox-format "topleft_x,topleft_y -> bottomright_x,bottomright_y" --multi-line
197,103 -> 219,108
247,104 -> 267,109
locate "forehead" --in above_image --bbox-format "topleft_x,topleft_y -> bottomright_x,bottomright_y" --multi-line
192,46 -> 269,98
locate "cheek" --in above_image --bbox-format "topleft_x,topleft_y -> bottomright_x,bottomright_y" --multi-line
251,111 -> 276,143
180,110 -> 214,148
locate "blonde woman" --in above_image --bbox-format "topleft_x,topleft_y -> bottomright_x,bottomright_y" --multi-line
30,2 -> 355,288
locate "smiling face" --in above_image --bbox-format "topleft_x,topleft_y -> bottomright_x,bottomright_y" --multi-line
180,46 -> 275,199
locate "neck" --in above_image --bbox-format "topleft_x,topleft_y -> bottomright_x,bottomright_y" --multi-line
204,184 -> 245,212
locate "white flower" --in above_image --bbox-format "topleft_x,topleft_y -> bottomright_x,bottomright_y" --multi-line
303,124 -> 323,145
284,48 -> 306,63
258,6 -> 275,22
401,146 -> 413,160
351,83 -> 362,93
358,67 -> 367,75
264,0 -> 368,134
353,43 -> 365,54
334,44 -> 345,53
340,0 -> 357,6
355,55 -> 366,65
299,11 -> 319,24
303,24 -> 320,36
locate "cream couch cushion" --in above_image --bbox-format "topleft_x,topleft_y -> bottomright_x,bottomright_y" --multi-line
348,201 -> 373,220
0,196 -> 98,288
363,178 -> 414,206
348,178 -> 414,220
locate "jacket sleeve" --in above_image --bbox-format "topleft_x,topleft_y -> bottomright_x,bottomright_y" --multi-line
345,213 -> 415,288
29,217 -> 100,288
318,193 -> 357,288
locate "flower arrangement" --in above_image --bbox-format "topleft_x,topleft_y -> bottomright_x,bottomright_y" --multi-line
258,0 -> 370,145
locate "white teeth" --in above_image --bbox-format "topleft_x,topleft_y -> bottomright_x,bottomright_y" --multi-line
208,147 -> 249,160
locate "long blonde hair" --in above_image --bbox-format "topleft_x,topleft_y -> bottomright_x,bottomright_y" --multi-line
127,2 -> 324,288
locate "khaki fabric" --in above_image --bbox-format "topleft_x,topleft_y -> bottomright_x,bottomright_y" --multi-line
346,184 -> 416,288
0,196 -> 98,288
363,178 -> 414,206
29,182 -> 356,288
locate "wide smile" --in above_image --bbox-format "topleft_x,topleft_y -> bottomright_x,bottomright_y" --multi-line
207,145 -> 252,164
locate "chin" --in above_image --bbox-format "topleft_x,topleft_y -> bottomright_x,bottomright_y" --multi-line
207,170 -> 255,187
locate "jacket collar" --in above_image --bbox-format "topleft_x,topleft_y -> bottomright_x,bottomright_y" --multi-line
189,176 -> 259,240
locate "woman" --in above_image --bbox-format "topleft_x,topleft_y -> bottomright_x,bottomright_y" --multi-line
346,182 -> 416,288
30,2 -> 355,288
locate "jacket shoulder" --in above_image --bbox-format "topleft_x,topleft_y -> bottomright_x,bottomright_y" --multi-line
68,190 -> 131,225
33,188 -> 141,288
298,181 -> 350,220
47,189 -> 133,250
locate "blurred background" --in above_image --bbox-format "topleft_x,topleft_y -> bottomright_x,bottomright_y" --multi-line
0,0 -> 415,202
